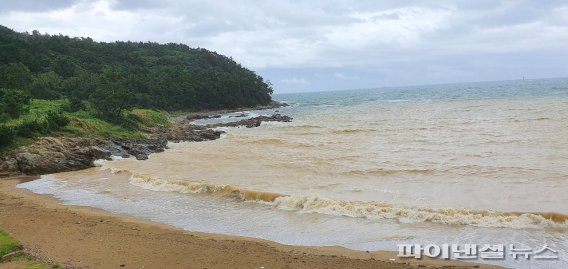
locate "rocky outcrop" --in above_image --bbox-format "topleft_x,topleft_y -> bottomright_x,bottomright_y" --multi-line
0,112 -> 292,178
207,114 -> 293,128
182,101 -> 289,122
108,138 -> 168,160
148,113 -> 292,141
0,137 -> 170,176
0,156 -> 23,178
144,124 -> 224,142
0,137 -> 110,177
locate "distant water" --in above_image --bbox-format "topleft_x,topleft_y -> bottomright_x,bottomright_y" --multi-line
20,78 -> 568,268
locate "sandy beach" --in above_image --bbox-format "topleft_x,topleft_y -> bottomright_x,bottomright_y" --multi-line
0,177 -> 500,269
1,3 -> 566,268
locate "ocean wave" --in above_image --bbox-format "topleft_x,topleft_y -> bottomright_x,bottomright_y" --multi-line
244,138 -> 287,145
312,104 -> 338,108
271,196 -> 568,228
127,174 -> 568,229
99,164 -> 129,174
385,99 -> 408,103
329,128 -> 376,135
291,124 -> 323,129
511,117 -> 552,122
93,159 -> 106,167
241,137 -> 318,148
93,156 -> 129,167
130,174 -> 283,202
447,164 -> 543,176
343,168 -> 436,176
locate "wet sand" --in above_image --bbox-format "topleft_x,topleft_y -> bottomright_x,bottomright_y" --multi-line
0,177 -> 501,269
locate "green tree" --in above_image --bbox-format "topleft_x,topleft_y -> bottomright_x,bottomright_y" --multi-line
0,63 -> 33,90
0,88 -> 31,119
30,71 -> 64,99
89,67 -> 136,121
90,87 -> 135,122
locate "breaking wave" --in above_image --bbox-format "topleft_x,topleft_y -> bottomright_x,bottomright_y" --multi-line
243,138 -> 287,146
291,124 -> 323,129
271,196 -> 568,229
329,128 -> 376,135
130,174 -> 283,202
343,168 -> 436,176
128,174 -> 568,229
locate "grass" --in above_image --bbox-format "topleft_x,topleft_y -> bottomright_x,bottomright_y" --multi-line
28,99 -> 66,112
0,99 -> 69,151
61,108 -> 170,138
0,229 -> 63,269
0,137 -> 35,153
1,99 -> 172,153
61,110 -> 145,139
129,108 -> 171,128
0,230 -> 19,256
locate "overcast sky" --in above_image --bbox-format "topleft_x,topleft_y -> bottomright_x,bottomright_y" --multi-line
1,0 -> 567,93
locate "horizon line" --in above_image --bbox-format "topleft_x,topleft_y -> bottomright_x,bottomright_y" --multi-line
273,76 -> 568,95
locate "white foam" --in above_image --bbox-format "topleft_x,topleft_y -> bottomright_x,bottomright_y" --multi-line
93,159 -> 106,167
270,195 -> 568,229
126,174 -> 568,230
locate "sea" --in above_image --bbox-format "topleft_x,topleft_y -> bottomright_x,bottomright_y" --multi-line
19,78 -> 568,268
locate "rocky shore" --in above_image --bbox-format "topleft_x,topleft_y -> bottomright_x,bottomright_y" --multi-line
0,111 -> 292,178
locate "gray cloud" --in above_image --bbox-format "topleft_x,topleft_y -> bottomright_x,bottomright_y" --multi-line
0,0 -> 77,14
0,0 -> 567,93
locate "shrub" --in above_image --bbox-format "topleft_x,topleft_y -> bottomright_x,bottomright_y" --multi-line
16,117 -> 48,137
0,88 -> 31,119
66,96 -> 85,112
0,113 -> 9,123
46,110 -> 69,128
0,124 -> 16,147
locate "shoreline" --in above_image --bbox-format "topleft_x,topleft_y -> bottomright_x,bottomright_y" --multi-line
0,177 -> 501,269
1,104 -> 501,268
0,103 -> 291,178
176,100 -> 290,121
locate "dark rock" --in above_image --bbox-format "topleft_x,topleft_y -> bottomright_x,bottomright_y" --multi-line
134,154 -> 148,160
254,101 -> 289,109
0,137 -> 169,177
230,113 -> 248,118
0,155 -> 21,177
86,146 -> 112,160
109,138 -> 168,161
0,137 -> 110,175
207,114 -> 292,129
146,122 -> 224,142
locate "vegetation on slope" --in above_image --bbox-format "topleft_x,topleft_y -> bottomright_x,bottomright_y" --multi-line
0,25 -> 275,151
0,97 -> 169,152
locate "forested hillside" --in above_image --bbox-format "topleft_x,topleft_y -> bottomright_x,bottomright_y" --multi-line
0,25 -> 274,150
0,25 -> 273,113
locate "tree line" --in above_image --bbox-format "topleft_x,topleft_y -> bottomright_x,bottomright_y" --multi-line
0,25 -> 273,122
